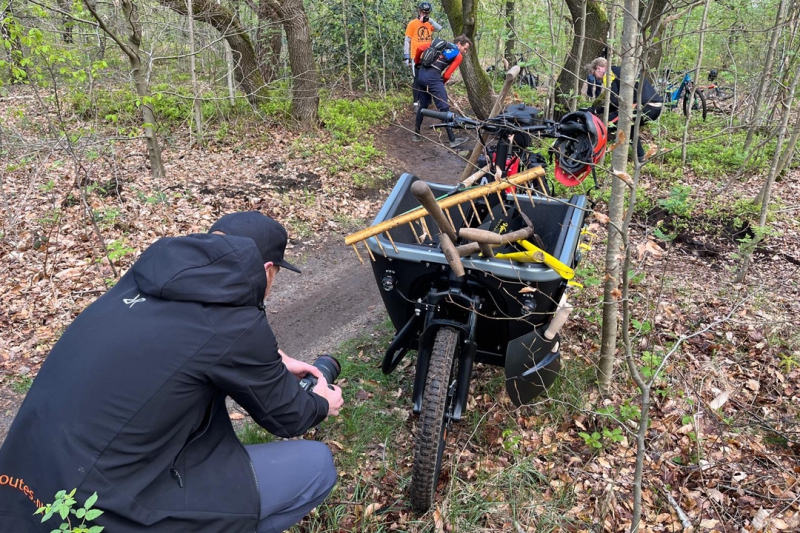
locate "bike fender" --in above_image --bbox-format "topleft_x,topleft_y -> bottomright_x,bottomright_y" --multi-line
504,327 -> 561,406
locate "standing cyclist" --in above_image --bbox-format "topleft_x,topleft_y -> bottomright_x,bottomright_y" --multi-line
412,34 -> 472,148
404,2 -> 442,110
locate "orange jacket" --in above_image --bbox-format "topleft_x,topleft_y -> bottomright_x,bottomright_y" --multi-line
404,19 -> 437,59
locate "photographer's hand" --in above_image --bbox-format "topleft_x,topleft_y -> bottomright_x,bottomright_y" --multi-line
312,376 -> 344,417
280,349 -> 322,380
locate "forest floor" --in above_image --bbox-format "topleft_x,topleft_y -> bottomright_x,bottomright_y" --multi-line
0,100 -> 474,443
1,90 -> 799,531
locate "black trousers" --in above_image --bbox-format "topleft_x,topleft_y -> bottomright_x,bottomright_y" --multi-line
414,67 -> 456,141
608,103 -> 662,159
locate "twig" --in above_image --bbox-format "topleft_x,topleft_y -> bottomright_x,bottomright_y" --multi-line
0,95 -> 34,101
665,491 -> 693,530
71,289 -> 107,297
716,484 -> 800,503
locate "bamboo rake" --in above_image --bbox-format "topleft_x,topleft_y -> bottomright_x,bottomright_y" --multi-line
344,166 -> 546,250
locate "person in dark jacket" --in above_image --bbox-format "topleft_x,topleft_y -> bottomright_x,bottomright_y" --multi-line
605,64 -> 664,164
412,34 -> 472,148
0,211 -> 344,533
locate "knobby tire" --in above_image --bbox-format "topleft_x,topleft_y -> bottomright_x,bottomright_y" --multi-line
682,89 -> 707,121
410,327 -> 460,512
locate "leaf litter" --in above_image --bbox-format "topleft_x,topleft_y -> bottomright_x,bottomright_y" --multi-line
1,90 -> 799,531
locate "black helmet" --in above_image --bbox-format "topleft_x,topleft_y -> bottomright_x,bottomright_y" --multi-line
552,111 -> 607,186
708,68 -> 718,82
419,2 -> 432,13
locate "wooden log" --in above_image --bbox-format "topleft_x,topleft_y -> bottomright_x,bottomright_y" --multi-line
459,65 -> 521,182
411,180 -> 458,242
439,233 -> 465,277
458,226 -> 534,245
478,242 -> 495,258
455,242 -> 480,257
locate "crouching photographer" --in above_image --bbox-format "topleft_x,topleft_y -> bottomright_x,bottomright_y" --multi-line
0,212 -> 344,533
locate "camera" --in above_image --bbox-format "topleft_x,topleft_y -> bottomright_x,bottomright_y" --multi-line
298,355 -> 341,392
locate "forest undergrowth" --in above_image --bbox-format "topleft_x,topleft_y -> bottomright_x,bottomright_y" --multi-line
1,84 -> 799,532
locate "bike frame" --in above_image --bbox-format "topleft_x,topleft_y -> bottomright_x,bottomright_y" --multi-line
665,72 -> 693,104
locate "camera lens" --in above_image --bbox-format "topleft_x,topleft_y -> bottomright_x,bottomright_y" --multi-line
314,354 -> 341,385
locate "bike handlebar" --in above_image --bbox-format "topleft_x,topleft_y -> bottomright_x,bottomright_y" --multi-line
421,109 -> 584,139
420,109 -> 456,122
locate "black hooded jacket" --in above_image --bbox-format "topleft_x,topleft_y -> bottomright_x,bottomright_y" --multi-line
0,233 -> 328,532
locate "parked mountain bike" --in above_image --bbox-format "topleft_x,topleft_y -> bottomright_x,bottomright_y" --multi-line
486,55 -> 539,89
660,70 -> 707,120
704,68 -> 735,102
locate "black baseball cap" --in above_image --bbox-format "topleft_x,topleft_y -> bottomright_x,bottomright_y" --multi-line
209,212 -> 301,273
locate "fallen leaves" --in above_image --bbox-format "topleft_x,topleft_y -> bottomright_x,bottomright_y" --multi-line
708,390 -> 730,410
613,169 -> 633,187
636,239 -> 664,259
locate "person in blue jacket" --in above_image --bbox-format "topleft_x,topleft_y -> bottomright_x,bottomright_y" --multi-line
582,57 -> 607,99
0,211 -> 344,533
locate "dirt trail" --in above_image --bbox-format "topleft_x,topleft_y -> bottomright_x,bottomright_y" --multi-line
376,110 -> 476,185
265,240 -> 383,360
271,109 -> 472,359
0,110 -> 471,445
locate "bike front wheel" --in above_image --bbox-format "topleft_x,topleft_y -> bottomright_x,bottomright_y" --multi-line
682,89 -> 707,121
410,327 -> 460,512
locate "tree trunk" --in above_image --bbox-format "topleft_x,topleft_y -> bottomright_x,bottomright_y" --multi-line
736,56 -> 800,282
341,0 -> 353,91
555,0 -> 609,118
225,42 -> 235,104
158,0 -> 269,103
83,0 -> 165,179
742,0 -> 788,155
503,0 -> 515,66
442,0 -> 494,119
680,0 -> 710,165
545,0 -> 559,119
570,0 -> 587,112
640,0 -> 670,82
775,111 -> 800,177
57,0 -> 74,43
265,0 -> 319,125
598,0 -> 637,393
187,0 -> 203,143
255,0 -> 283,85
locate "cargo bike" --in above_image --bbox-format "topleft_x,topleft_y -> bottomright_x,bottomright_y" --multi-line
344,105 -> 607,511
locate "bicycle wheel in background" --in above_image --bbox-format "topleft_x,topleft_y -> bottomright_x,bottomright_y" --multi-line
519,71 -> 538,89
683,88 -> 707,121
